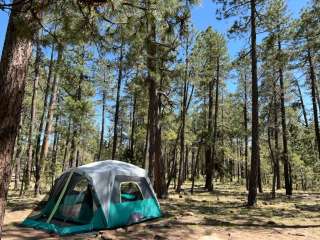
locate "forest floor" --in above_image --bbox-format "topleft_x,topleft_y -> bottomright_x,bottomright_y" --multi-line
2,182 -> 320,240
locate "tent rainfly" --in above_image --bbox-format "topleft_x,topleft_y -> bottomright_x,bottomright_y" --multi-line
21,160 -> 162,235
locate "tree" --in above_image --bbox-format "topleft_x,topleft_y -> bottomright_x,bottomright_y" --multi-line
0,0 -> 44,234
25,33 -> 41,190
263,0 -> 293,195
191,27 -> 228,191
215,0 -> 267,205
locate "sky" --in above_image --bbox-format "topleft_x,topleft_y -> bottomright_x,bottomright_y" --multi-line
0,0 -> 309,59
0,1 -> 311,125
191,0 -> 308,58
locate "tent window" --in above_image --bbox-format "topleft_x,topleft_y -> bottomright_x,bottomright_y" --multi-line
120,182 -> 143,202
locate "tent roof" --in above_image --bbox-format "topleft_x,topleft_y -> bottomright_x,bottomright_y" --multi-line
73,160 -> 147,179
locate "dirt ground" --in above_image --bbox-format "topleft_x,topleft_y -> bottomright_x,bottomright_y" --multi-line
3,183 -> 320,240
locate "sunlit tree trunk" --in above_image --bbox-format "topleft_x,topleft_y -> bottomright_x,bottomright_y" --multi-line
35,44 -> 63,196
112,42 -> 124,160
25,34 -> 41,190
98,88 -> 106,160
243,73 -> 249,190
205,79 -> 214,191
177,37 -> 189,193
278,40 -> 292,196
34,43 -> 54,188
248,0 -> 260,206
0,0 -> 38,234
307,47 -> 320,160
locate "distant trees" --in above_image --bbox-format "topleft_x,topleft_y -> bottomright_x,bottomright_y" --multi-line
191,27 -> 228,191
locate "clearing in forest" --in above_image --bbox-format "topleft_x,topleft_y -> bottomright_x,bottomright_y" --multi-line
3,183 -> 320,240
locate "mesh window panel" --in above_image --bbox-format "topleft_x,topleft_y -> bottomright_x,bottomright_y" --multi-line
52,173 -> 97,225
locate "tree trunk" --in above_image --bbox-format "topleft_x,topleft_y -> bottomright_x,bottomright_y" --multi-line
0,0 -> 38,234
69,73 -> 83,168
272,78 -> 281,190
62,120 -> 71,171
34,42 -> 54,185
69,126 -> 77,168
191,147 -> 200,194
295,78 -> 308,128
211,56 -> 220,187
111,42 -> 124,160
177,38 -> 189,192
267,121 -> 276,199
248,0 -> 260,206
145,10 -> 166,197
98,89 -> 106,160
205,79 -> 214,191
35,44 -> 63,196
14,116 -> 24,191
243,73 -> 249,190
25,35 -> 41,190
130,93 -> 137,162
315,82 -> 320,115
278,40 -> 292,196
307,47 -> 320,160
144,114 -> 150,170
51,112 -> 59,187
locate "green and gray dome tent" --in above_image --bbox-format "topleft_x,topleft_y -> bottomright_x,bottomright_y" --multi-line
22,160 -> 162,235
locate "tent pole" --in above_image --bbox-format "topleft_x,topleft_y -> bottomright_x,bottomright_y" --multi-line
46,170 -> 74,223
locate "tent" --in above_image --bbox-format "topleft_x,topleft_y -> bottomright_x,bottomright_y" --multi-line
21,160 -> 162,235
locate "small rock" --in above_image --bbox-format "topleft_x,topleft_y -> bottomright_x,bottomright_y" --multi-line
183,211 -> 194,216
115,228 -> 126,233
179,195 -> 183,198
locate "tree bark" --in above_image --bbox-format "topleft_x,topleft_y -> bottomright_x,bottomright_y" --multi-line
14,116 -> 24,191
177,37 -> 189,193
205,79 -> 214,191
111,42 -> 124,160
34,42 -> 54,185
69,73 -> 83,168
25,34 -> 41,190
243,73 -> 249,190
307,47 -> 320,160
211,56 -> 220,187
295,78 -> 308,128
278,40 -> 292,196
62,120 -> 71,171
145,8 -> 166,197
130,93 -> 137,162
267,119 -> 276,199
50,111 -> 59,187
0,0 -> 38,234
98,88 -> 106,160
273,79 -> 281,190
191,147 -> 200,194
248,0 -> 260,206
35,44 -> 63,196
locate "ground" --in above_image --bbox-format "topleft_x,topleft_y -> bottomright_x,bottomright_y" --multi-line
3,182 -> 320,240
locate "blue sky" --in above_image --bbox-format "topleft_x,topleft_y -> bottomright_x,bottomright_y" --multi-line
0,0 -> 309,59
191,0 -> 308,58
0,0 -> 311,125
